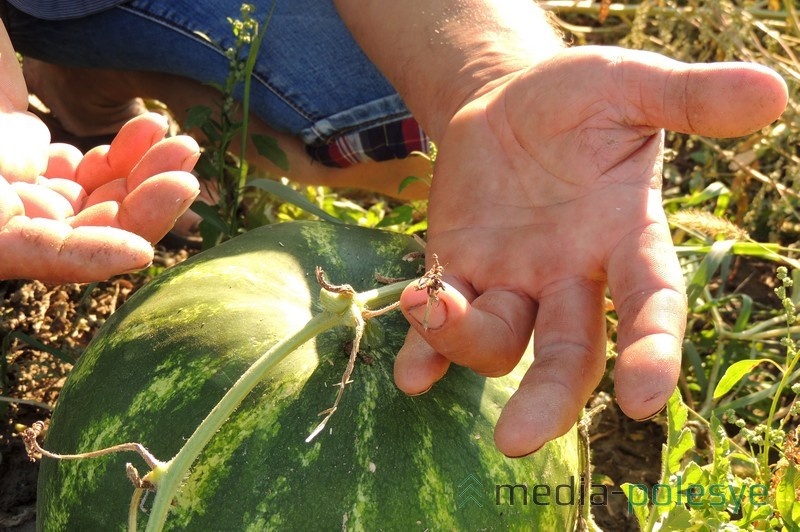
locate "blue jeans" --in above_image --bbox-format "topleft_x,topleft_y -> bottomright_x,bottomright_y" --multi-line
4,0 -> 411,147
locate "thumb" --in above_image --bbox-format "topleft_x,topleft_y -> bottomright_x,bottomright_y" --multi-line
506,46 -> 788,139
610,48 -> 787,137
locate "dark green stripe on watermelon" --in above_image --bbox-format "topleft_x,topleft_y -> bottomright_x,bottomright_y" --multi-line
37,221 -> 579,530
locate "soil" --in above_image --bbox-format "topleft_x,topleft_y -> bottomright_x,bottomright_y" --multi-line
0,245 -> 662,531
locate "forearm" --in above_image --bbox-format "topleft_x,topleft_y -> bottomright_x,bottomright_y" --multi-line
0,21 -> 28,112
333,0 -> 565,141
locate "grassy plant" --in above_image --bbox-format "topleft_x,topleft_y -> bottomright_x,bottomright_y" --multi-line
185,3 -> 285,247
621,268 -> 800,530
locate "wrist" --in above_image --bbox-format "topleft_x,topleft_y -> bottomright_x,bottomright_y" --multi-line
415,14 -> 567,142
334,0 -> 566,142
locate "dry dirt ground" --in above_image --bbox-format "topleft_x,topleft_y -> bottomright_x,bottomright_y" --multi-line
0,246 -> 663,531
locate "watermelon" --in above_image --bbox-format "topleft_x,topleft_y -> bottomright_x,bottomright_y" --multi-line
37,221 -> 580,530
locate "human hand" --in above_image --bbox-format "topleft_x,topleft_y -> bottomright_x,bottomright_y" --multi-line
394,46 -> 788,457
0,112 -> 200,283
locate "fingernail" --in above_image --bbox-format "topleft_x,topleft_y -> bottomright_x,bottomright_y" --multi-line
408,300 -> 447,331
634,405 -> 666,422
506,444 -> 544,459
406,385 -> 433,397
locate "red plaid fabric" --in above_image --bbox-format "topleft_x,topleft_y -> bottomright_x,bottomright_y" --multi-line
306,117 -> 430,168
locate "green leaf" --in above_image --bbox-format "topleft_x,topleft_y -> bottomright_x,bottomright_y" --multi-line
727,451 -> 758,466
776,462 -> 800,528
734,503 -> 773,528
686,181 -> 730,205
78,282 -> 100,306
666,389 -> 693,476
197,219 -> 223,250
713,359 -> 770,399
685,239 -> 736,308
659,504 -> 693,531
2,331 -> 75,365
190,201 -> 230,235
398,175 -> 425,193
732,294 -> 753,332
252,134 -> 289,172
621,483 -> 650,529
677,461 -> 706,488
184,105 -> 213,130
247,178 -> 342,224
376,204 -> 414,228
683,339 -> 707,393
709,414 -> 732,486
675,242 -> 799,270
666,181 -> 730,207
669,431 -> 696,477
667,388 -> 688,442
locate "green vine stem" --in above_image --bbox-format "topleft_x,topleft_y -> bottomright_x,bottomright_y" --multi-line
144,309 -> 341,531
231,0 -> 276,237
761,340 -> 800,484
143,278 -> 411,531
760,267 -> 798,484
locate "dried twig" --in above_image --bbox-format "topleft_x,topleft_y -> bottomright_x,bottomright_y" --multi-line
306,314 -> 365,443
23,420 -> 161,471
414,254 -> 445,330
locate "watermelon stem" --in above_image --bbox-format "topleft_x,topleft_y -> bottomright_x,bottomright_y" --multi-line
143,271 -> 420,531
354,279 -> 410,310
308,270 -> 409,442
143,309 -> 344,531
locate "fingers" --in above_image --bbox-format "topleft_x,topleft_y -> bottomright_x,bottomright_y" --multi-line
11,181 -> 74,220
607,221 -> 686,421
118,171 -> 200,243
44,143 -> 83,180
0,111 -> 50,183
74,112 -> 178,193
0,175 -> 23,226
505,47 -> 787,153
106,113 -> 170,173
0,217 -> 153,283
71,172 -> 200,243
0,18 -> 28,112
126,136 -> 200,190
400,279 -> 537,378
69,201 -> 121,229
0,112 -> 200,283
35,177 -> 87,213
494,279 -> 607,457
83,178 -> 128,209
394,327 -> 451,395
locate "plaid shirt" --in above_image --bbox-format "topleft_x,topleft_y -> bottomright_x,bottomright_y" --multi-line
306,117 -> 430,168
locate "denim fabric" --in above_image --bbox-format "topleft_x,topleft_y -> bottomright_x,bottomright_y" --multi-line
5,0 -> 412,145
8,0 -> 124,20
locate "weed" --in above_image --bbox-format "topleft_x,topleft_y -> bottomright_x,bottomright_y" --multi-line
185,2 -> 284,248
